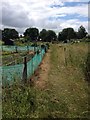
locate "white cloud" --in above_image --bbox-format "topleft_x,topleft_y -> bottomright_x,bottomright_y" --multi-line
60,19 -> 88,32
1,0 -> 88,34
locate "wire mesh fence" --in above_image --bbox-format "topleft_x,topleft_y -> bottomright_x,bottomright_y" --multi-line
1,44 -> 49,86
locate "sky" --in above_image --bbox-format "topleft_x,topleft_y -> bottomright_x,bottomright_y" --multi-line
1,0 -> 89,35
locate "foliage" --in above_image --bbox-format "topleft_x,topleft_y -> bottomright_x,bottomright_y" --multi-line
45,30 -> 57,42
39,29 -> 57,42
2,25 -> 88,43
77,25 -> 87,39
31,43 -> 38,47
0,40 -> 4,45
2,84 -> 37,118
2,28 -> 19,45
39,29 -> 47,41
24,28 -> 39,41
58,27 -> 76,42
2,51 -> 33,66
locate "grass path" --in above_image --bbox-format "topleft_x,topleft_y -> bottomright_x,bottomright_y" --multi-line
34,43 -> 89,118
48,44 -> 89,118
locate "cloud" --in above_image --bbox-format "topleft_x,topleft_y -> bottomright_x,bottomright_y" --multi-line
1,0 -> 88,34
2,2 -> 34,28
60,19 -> 88,32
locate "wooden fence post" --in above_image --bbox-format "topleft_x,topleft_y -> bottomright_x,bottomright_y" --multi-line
64,47 -> 67,66
40,45 -> 42,59
2,46 -> 3,51
34,46 -> 35,52
27,46 -> 29,53
23,57 -> 27,83
45,46 -> 47,53
15,46 -> 18,53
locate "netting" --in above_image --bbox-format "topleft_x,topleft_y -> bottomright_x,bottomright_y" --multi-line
2,64 -> 23,85
27,47 -> 45,79
0,45 -> 35,52
1,45 -> 48,86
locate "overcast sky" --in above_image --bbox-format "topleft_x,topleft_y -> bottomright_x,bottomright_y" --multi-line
1,0 -> 89,34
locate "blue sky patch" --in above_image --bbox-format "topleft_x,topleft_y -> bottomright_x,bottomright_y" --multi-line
48,13 -> 88,22
63,2 -> 88,7
50,2 -> 88,8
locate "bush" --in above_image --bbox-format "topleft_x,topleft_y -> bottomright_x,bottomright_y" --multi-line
31,43 -> 38,47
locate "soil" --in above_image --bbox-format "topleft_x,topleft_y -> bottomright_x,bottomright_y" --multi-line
30,50 -> 50,90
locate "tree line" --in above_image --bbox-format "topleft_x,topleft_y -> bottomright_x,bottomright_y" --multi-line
1,25 -> 88,45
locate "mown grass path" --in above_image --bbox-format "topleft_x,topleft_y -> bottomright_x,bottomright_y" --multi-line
35,43 -> 89,118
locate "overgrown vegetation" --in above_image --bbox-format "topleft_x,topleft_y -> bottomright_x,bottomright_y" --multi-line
2,42 -> 90,119
85,44 -> 90,82
47,42 -> 89,118
1,50 -> 34,66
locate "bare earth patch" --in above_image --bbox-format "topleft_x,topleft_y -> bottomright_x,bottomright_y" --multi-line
32,50 -> 50,89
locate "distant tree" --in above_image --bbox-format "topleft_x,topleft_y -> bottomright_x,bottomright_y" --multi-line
58,30 -> 67,41
39,29 -> 47,41
58,27 -> 76,42
86,34 -> 90,39
45,30 -> 57,42
77,25 -> 87,39
23,28 -> 39,41
67,28 -> 76,40
2,28 -> 19,45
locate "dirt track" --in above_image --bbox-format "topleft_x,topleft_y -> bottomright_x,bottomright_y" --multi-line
31,50 -> 50,89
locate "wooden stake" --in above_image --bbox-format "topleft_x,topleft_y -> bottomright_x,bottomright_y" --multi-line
23,57 -> 27,83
